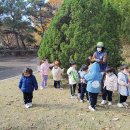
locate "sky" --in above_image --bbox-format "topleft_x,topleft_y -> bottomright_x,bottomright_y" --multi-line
45,0 -> 49,3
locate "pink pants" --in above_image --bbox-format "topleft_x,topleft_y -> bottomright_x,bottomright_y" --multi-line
40,75 -> 48,88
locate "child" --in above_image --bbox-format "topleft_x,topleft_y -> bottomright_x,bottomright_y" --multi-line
67,61 -> 79,99
40,58 -> 54,89
18,68 -> 38,108
79,64 -> 89,102
117,64 -> 130,107
84,62 -> 102,111
101,67 -> 117,105
52,60 -> 64,89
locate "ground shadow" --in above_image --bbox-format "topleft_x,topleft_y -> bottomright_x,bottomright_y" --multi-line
32,103 -> 76,110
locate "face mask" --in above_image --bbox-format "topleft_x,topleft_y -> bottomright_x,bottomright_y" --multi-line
97,47 -> 102,52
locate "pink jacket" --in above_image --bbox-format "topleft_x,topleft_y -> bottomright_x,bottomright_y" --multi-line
40,62 -> 53,75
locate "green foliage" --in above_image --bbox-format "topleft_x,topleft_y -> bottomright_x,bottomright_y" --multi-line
38,0 -> 123,69
110,0 -> 130,42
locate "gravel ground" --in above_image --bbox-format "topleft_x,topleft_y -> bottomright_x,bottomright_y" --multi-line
0,56 -> 38,80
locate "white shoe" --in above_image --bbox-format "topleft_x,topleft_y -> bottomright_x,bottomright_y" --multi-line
88,106 -> 95,111
108,102 -> 112,106
101,100 -> 107,105
25,104 -> 30,108
28,103 -> 32,107
117,103 -> 124,108
80,100 -> 83,103
122,102 -> 128,106
40,86 -> 43,90
87,100 -> 89,103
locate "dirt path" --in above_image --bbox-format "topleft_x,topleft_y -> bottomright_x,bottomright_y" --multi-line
0,73 -> 130,130
0,56 -> 38,80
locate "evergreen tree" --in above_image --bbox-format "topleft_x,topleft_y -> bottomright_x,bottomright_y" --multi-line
38,0 -> 122,69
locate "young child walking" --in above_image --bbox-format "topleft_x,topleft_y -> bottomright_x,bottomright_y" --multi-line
117,64 -> 130,107
84,62 -> 102,111
18,68 -> 38,108
40,58 -> 54,89
52,61 -> 64,89
67,61 -> 79,99
79,64 -> 89,103
101,67 -> 117,105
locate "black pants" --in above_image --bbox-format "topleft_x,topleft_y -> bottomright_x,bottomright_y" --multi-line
78,83 -> 81,94
23,92 -> 33,104
80,83 -> 89,100
102,87 -> 113,101
120,94 -> 127,103
70,84 -> 76,96
54,80 -> 61,88
89,92 -> 98,109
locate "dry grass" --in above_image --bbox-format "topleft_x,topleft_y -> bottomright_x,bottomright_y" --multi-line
0,73 -> 130,130
122,44 -> 130,64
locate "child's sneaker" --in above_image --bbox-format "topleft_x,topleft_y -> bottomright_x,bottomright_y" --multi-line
101,100 -> 107,105
80,100 -> 83,103
122,102 -> 128,106
117,103 -> 124,108
28,102 -> 32,107
87,100 -> 89,103
88,106 -> 95,112
25,104 -> 30,108
108,102 -> 112,106
40,86 -> 43,90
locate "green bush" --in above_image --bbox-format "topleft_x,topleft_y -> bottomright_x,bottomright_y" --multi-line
38,0 -> 123,69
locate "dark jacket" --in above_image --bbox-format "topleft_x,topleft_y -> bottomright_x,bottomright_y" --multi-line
18,75 -> 38,93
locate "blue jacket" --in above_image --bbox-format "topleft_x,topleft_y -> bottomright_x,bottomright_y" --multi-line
84,62 -> 102,93
18,75 -> 38,93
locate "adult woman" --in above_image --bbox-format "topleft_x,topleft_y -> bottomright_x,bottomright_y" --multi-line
92,42 -> 107,72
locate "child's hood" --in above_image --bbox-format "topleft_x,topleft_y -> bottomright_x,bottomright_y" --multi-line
89,62 -> 100,73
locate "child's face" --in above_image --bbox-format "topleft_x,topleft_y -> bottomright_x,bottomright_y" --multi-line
123,68 -> 129,74
106,71 -> 112,76
88,56 -> 92,60
72,64 -> 76,68
24,72 -> 30,77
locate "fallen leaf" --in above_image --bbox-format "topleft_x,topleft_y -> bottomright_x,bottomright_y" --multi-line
92,117 -> 95,120
112,117 -> 119,121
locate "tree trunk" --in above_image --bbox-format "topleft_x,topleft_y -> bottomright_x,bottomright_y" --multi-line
19,34 -> 26,50
15,33 -> 20,49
